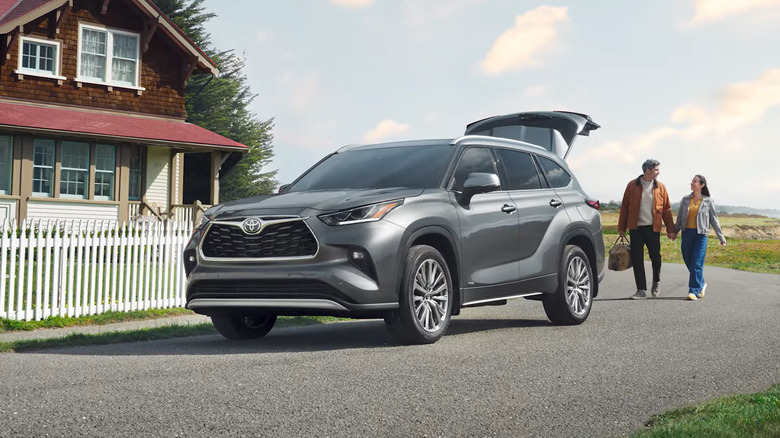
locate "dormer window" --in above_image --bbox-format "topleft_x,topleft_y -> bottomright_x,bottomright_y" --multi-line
17,36 -> 64,79
77,24 -> 141,89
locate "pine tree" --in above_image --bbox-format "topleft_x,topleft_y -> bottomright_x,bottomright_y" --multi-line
152,0 -> 277,201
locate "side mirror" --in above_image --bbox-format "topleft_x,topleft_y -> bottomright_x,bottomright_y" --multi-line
458,172 -> 500,205
278,184 -> 291,193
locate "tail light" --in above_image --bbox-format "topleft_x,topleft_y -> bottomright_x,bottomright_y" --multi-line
585,199 -> 600,210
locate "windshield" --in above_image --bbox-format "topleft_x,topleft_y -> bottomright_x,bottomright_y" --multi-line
288,144 -> 454,192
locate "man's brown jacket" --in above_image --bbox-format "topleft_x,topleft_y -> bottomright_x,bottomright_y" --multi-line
618,176 -> 675,234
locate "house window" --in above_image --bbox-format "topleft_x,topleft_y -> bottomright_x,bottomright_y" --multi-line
33,139 -> 55,197
18,36 -> 62,78
60,141 -> 89,199
78,24 -> 140,87
94,144 -> 115,200
128,145 -> 143,201
0,136 -> 11,195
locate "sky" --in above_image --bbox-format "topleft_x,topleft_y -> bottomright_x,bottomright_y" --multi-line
202,0 -> 780,211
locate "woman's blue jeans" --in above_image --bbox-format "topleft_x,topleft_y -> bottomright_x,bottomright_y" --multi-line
681,228 -> 708,295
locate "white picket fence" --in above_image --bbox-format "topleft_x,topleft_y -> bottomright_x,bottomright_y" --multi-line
0,219 -> 193,321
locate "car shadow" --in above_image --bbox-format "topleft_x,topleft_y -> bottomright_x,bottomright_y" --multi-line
24,317 -> 552,357
595,296 -> 689,301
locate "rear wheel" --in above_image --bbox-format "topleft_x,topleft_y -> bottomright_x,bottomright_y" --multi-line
211,314 -> 277,340
385,245 -> 453,345
543,245 -> 593,325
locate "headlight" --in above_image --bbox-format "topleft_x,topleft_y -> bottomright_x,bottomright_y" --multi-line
194,206 -> 218,230
318,200 -> 404,226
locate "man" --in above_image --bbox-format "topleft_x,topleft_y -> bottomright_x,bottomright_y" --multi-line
618,159 -> 676,299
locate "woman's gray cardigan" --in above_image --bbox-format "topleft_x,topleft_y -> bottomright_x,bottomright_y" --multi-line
674,194 -> 726,244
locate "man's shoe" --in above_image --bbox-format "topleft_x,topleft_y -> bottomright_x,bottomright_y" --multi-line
651,282 -> 660,297
687,293 -> 698,301
699,283 -> 707,299
630,290 -> 647,300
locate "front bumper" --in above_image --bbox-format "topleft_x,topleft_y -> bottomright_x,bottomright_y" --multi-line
184,216 -> 407,317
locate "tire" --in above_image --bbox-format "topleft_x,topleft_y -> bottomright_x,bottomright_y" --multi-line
543,245 -> 593,325
211,314 -> 277,340
385,245 -> 453,345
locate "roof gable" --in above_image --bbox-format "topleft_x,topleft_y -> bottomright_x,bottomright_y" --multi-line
0,0 -> 217,75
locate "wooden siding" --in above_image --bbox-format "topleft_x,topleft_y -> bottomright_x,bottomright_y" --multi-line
27,200 -> 118,221
0,0 -> 189,118
145,145 -> 169,209
0,199 -> 16,222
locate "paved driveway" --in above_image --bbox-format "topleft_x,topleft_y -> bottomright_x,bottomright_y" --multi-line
1,263 -> 779,438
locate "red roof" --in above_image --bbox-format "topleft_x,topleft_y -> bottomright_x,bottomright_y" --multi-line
0,101 -> 247,150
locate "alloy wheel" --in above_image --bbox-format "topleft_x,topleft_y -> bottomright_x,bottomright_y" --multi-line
565,255 -> 591,317
413,259 -> 450,332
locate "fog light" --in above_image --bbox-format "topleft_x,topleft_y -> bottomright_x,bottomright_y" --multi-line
188,255 -> 196,262
348,247 -> 376,281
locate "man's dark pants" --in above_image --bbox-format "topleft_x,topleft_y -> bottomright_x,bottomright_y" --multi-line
629,225 -> 661,291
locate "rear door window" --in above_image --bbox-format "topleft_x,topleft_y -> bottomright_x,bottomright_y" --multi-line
495,149 -> 543,190
537,156 -> 572,188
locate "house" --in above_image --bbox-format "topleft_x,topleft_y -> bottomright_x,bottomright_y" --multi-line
0,0 -> 247,224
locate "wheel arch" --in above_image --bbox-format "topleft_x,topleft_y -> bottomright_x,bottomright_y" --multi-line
562,228 -> 600,297
403,226 -> 462,315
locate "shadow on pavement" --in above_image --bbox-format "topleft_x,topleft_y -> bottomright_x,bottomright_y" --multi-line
21,317 -> 551,357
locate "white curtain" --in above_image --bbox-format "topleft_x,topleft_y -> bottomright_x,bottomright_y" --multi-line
80,29 -> 107,79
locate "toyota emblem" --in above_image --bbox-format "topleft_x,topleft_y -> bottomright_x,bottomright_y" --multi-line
241,217 -> 264,235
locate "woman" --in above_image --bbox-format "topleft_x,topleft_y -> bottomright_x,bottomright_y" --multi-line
674,175 -> 726,301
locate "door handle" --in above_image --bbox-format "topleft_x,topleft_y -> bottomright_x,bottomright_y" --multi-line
549,199 -> 562,208
501,204 -> 517,213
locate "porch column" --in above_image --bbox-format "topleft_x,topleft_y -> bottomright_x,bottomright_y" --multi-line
210,151 -> 220,205
18,135 -> 34,221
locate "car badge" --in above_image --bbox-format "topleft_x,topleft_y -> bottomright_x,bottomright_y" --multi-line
241,217 -> 264,235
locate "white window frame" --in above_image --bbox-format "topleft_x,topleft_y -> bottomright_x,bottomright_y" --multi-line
93,144 -> 115,201
32,139 -> 55,198
59,141 -> 90,200
76,23 -> 145,91
16,36 -> 66,80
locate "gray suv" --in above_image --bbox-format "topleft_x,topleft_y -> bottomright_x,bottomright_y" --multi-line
183,111 -> 605,344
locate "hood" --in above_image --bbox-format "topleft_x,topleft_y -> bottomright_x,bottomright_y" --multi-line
464,111 -> 600,159
211,188 -> 425,218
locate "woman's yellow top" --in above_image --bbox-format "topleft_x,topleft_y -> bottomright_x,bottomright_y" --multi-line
686,196 -> 702,229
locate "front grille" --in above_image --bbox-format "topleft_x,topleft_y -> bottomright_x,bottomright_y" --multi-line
201,220 -> 317,259
188,280 -> 354,303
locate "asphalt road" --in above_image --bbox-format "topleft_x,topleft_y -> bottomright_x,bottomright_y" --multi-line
1,263 -> 779,438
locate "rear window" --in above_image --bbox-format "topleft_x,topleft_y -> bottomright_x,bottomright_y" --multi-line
288,144 -> 454,192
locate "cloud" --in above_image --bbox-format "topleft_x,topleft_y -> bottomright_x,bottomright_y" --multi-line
671,69 -> 780,138
330,0 -> 374,8
479,6 -> 570,75
289,74 -> 322,112
524,85 -> 547,97
570,69 -> 780,209
688,0 -> 780,24
363,120 -> 411,143
255,31 -> 270,43
403,0 -> 488,26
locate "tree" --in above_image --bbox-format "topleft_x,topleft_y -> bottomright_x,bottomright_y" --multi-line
152,0 -> 277,201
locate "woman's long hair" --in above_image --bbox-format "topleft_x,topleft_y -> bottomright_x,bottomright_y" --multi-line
696,174 -> 711,197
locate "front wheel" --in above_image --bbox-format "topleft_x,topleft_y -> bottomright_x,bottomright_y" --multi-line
385,245 -> 453,345
211,314 -> 277,340
543,245 -> 593,325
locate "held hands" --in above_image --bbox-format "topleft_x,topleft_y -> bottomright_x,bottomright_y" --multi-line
666,231 -> 677,241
